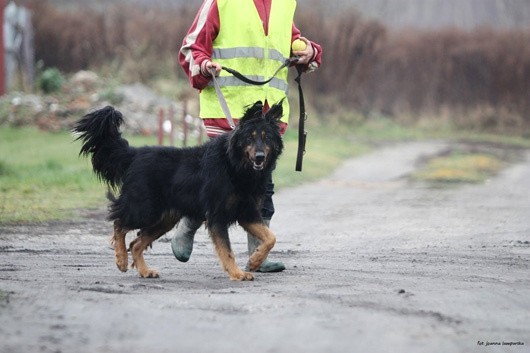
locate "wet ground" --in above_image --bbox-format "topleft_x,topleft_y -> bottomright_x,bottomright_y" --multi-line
0,141 -> 529,353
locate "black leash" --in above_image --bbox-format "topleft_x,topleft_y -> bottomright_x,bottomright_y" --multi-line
294,65 -> 307,172
222,57 -> 294,86
211,57 -> 308,171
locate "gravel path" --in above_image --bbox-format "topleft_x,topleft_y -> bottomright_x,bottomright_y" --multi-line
0,141 -> 528,353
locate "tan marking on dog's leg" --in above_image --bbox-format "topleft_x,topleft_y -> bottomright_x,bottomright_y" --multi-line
129,212 -> 180,278
112,222 -> 128,272
240,222 -> 276,271
130,234 -> 159,278
209,229 -> 254,281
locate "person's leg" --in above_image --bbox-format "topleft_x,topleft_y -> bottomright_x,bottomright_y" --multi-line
246,176 -> 285,272
171,217 -> 203,262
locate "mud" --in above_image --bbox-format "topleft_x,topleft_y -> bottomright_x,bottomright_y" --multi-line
0,141 -> 528,353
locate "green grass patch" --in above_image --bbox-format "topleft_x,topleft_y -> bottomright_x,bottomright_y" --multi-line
274,128 -> 369,187
0,126 -> 366,223
412,150 -> 505,184
0,127 -> 105,223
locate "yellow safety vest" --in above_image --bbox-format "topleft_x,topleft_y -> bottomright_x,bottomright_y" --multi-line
199,0 -> 296,123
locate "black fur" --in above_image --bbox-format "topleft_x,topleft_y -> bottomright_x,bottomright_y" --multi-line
73,101 -> 284,279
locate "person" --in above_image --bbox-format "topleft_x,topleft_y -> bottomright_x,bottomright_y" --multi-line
172,0 -> 322,272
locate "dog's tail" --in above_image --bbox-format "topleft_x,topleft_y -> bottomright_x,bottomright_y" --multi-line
73,106 -> 134,188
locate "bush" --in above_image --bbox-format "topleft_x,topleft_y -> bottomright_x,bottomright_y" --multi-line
37,67 -> 64,93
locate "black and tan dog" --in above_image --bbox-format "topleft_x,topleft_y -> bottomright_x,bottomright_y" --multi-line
74,101 -> 284,281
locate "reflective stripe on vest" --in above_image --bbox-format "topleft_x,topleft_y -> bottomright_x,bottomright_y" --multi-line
212,47 -> 287,64
199,0 -> 296,123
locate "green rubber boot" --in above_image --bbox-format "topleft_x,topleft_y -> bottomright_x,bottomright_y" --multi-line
246,219 -> 285,273
171,217 -> 202,262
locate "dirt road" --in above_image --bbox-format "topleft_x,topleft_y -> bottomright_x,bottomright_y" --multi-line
1,141 -> 528,353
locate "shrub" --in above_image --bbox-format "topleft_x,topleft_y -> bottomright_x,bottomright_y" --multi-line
37,67 -> 64,93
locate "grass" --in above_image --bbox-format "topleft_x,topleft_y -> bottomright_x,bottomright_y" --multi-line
2,113 -> 529,223
412,151 -> 505,184
274,127 -> 369,187
0,125 -> 367,224
0,127 -> 105,223
0,127 -> 160,223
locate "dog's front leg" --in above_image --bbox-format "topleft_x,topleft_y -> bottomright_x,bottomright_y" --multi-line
240,222 -> 276,271
209,225 -> 254,281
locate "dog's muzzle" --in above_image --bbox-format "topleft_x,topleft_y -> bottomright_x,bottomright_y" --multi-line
253,151 -> 266,171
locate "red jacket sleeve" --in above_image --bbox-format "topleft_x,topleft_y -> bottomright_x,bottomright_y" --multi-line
178,1 -> 220,90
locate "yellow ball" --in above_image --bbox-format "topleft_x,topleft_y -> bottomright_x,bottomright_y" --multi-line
291,39 -> 307,52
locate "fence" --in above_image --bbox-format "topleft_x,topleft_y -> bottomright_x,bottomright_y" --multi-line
157,103 -> 205,147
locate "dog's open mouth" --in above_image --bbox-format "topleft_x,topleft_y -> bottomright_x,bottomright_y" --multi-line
252,161 -> 265,171
251,151 -> 266,171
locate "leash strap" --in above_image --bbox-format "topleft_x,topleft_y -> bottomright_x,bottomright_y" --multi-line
222,58 -> 294,86
294,65 -> 307,172
210,67 -> 236,130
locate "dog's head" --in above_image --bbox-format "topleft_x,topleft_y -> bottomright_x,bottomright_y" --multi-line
229,100 -> 284,172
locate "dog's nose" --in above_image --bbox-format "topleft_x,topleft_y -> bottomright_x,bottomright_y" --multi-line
255,151 -> 265,164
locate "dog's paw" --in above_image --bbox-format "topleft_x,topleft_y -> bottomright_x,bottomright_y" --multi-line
139,269 -> 160,278
230,271 -> 254,281
115,254 -> 128,272
241,271 -> 254,281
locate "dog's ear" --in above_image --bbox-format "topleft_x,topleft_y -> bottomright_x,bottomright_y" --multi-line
241,101 -> 264,123
265,99 -> 284,124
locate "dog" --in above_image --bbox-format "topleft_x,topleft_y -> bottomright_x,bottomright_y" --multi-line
73,101 -> 284,281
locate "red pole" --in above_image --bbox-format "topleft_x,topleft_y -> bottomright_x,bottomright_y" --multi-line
157,108 -> 164,145
0,0 -> 8,96
198,121 -> 204,145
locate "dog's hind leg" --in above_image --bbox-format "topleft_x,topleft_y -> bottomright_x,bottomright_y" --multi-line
130,211 -> 179,278
209,225 -> 254,281
239,222 -> 276,272
112,221 -> 129,272
130,234 -> 159,278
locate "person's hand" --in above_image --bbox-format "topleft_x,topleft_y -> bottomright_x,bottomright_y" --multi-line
205,60 -> 222,77
292,37 -> 314,65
